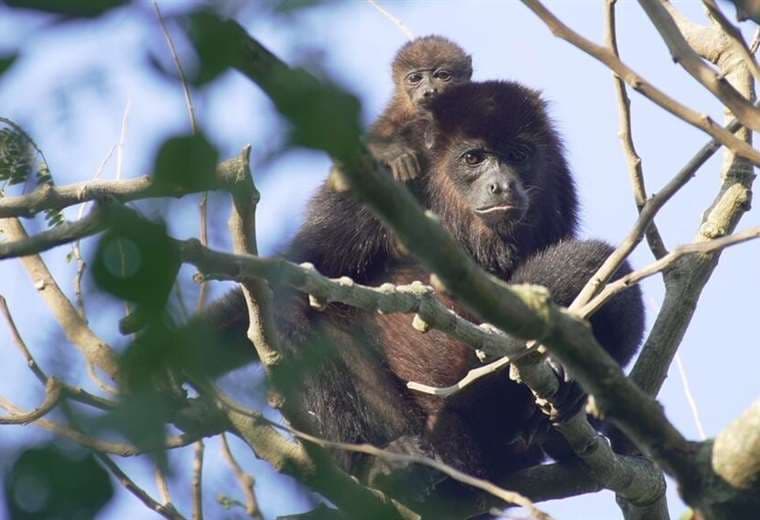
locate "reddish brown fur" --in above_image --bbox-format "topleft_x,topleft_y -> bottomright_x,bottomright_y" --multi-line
194,81 -> 644,508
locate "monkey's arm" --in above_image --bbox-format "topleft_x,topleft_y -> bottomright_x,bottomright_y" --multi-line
509,239 -> 644,368
507,239 -> 644,424
366,135 -> 421,183
286,182 -> 398,282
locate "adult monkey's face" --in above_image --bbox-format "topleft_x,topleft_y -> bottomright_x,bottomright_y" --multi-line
444,137 -> 533,228
426,80 -> 569,235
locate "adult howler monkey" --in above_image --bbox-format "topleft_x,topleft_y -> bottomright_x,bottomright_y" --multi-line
192,81 -> 644,507
202,37 -> 472,349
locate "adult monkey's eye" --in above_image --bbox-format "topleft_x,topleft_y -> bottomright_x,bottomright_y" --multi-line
407,72 -> 423,84
462,149 -> 486,166
434,69 -> 452,81
506,144 -> 532,163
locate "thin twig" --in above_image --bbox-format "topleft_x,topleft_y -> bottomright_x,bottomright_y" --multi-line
0,379 -> 62,424
152,1 -> 209,311
97,454 -> 186,520
155,465 -> 173,505
220,433 -> 262,519
73,142 -> 117,319
153,2 -> 198,134
407,357 -> 510,396
115,98 -> 130,181
605,0 -> 667,260
192,440 -> 204,520
520,0 -> 760,166
0,397 -> 201,455
569,97 -> 759,311
675,352 -> 707,440
751,28 -> 760,54
213,390 -> 553,520
580,226 -> 760,316
0,294 -> 48,384
366,0 -> 415,40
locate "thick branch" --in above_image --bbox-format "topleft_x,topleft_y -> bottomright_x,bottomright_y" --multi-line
0,150 -> 251,219
629,5 -> 756,398
701,0 -> 760,84
712,399 -> 760,491
0,217 -> 119,379
212,148 -> 418,520
638,0 -> 760,130
0,204 -> 107,259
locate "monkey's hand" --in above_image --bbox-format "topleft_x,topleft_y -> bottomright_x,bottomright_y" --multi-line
387,147 -> 421,183
536,359 -> 586,424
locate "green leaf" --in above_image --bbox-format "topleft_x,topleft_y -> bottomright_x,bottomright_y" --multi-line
4,0 -> 127,18
153,133 -> 219,191
184,10 -> 241,85
0,53 -> 18,77
5,443 -> 113,519
0,127 -> 33,185
272,0 -> 338,13
92,216 -> 180,312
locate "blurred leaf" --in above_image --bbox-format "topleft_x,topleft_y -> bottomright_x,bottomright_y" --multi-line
5,443 -> 113,519
267,67 -> 363,158
272,0 -> 339,13
0,53 -> 18,77
107,316 -> 191,472
184,10 -> 240,85
0,119 -> 64,226
100,385 -> 174,472
4,0 -> 127,18
0,126 -> 33,185
153,133 -> 219,191
92,215 -> 180,312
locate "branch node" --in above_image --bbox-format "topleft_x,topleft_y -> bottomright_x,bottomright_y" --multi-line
412,313 -> 431,333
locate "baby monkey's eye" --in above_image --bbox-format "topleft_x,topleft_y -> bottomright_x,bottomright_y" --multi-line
462,149 -> 486,166
434,70 -> 452,81
406,72 -> 423,84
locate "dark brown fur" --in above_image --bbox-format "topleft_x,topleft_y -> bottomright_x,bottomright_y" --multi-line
189,81 -> 644,514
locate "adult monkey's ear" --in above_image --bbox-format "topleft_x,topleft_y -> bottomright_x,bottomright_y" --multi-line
463,54 -> 473,79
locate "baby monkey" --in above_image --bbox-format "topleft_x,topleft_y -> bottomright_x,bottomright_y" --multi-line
368,35 -> 473,182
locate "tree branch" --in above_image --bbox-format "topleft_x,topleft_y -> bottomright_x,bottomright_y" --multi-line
0,149 -> 251,218
520,0 -> 760,166
0,216 -> 120,379
638,0 -> 760,130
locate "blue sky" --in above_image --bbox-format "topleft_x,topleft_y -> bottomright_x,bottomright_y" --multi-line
0,1 -> 759,518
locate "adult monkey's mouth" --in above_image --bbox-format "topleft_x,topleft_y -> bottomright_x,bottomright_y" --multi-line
475,204 -> 514,214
